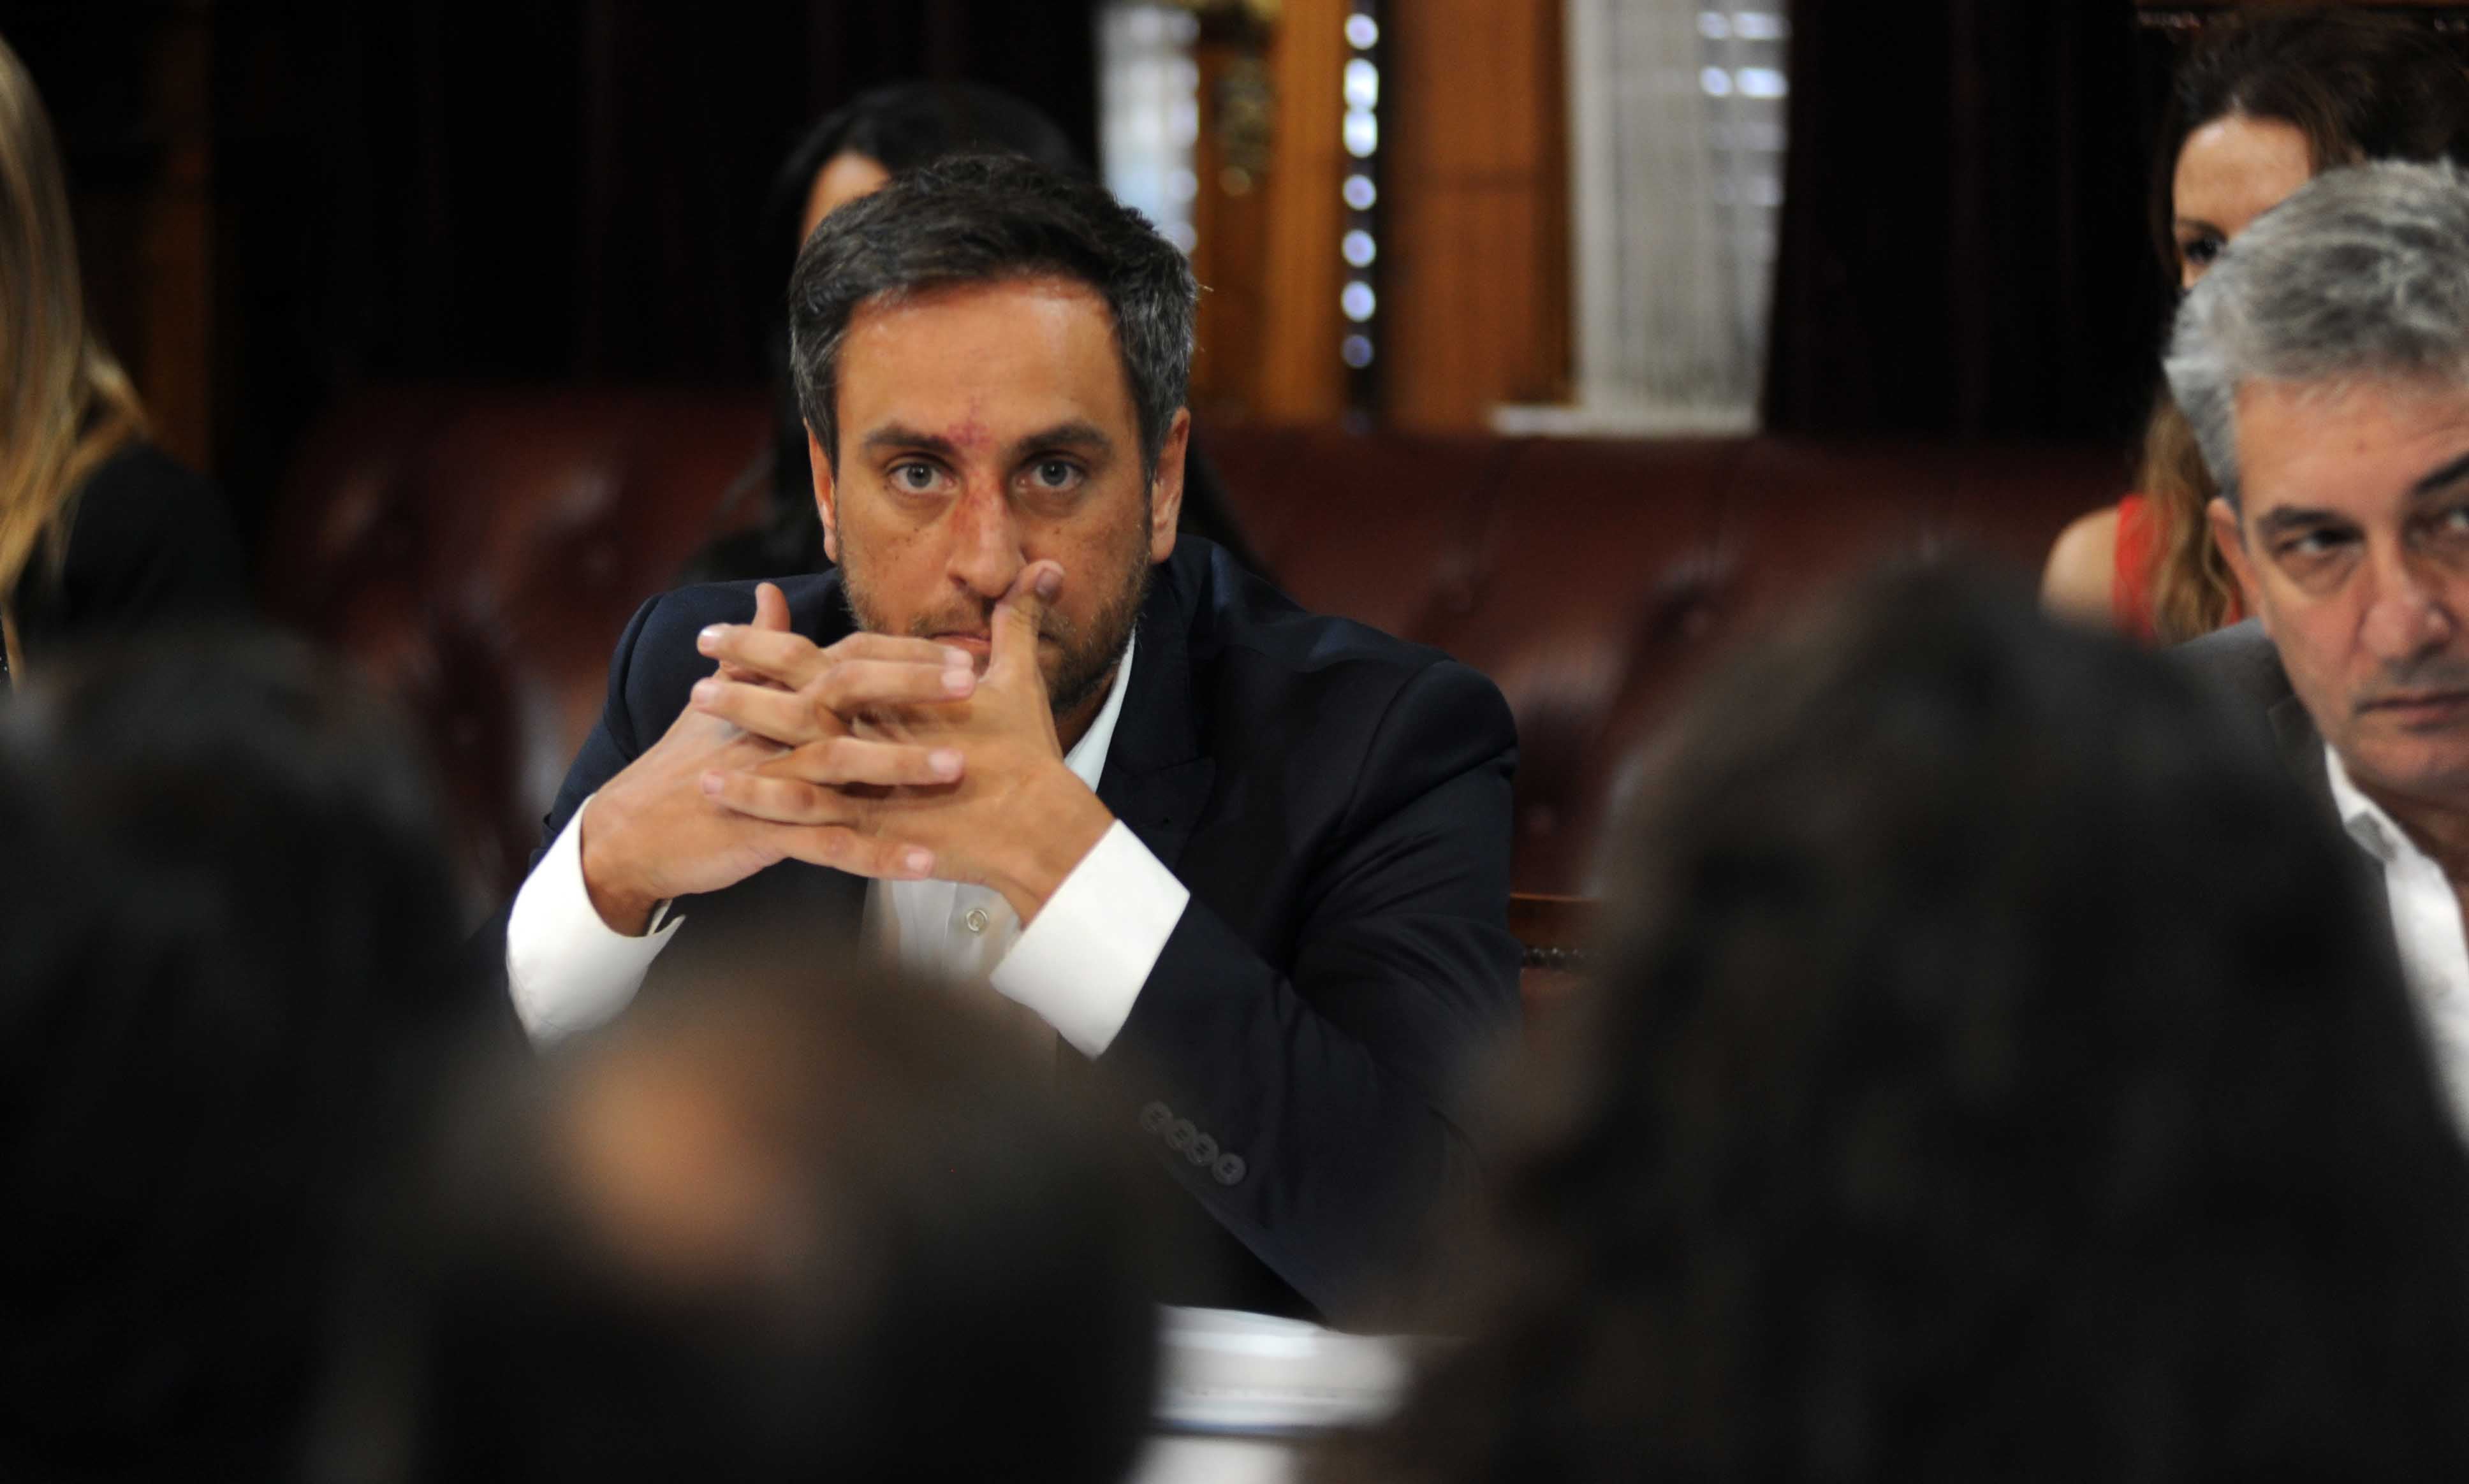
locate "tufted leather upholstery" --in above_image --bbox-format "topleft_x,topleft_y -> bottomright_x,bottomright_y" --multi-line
1208,427 -> 2121,896
263,386 -> 2122,919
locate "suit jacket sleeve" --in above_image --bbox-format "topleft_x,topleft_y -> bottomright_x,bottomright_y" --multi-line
534,592 -> 667,859
1102,658 -> 1521,1322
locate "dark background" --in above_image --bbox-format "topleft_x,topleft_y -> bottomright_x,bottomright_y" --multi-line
3,0 -> 1102,545
8,0 -> 2225,558
1766,0 -> 2179,445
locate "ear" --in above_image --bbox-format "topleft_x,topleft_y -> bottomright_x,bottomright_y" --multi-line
2207,495 -> 2266,635
807,426 -> 841,566
1148,408 -> 1190,565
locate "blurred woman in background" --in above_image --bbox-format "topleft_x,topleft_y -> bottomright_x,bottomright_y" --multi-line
2042,11 -> 2469,643
0,34 -> 244,686
686,80 -> 1267,585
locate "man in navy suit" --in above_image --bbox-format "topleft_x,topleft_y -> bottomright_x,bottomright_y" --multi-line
499,155 -> 1521,1321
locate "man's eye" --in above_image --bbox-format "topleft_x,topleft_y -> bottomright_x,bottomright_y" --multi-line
891,463 -> 941,493
1029,460 -> 1082,491
2275,528 -> 2352,563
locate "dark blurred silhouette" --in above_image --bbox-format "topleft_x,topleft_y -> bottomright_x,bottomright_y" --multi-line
1330,566 -> 2469,1481
363,951 -> 1163,1484
0,632 -> 480,1481
685,80 -> 1267,587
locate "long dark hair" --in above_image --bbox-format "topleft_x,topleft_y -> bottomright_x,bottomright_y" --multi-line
2148,10 -> 2469,275
1331,567 -> 2469,1480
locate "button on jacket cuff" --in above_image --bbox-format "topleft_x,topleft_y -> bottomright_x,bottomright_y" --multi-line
505,790 -> 684,1046
992,819 -> 1189,1058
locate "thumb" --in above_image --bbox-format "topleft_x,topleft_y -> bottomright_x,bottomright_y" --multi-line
752,580 -> 792,632
991,561 -> 1063,681
717,581 -> 795,686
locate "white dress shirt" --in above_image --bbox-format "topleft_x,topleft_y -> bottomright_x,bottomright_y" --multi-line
506,636 -> 1191,1052
2326,744 -> 2469,1125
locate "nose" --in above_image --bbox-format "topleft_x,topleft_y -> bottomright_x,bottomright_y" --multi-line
2359,543 -> 2459,664
944,479 -> 1024,604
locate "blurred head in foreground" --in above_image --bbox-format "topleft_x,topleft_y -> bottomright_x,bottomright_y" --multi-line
379,954 -> 1161,1484
0,632 -> 473,1481
1336,567 -> 2469,1481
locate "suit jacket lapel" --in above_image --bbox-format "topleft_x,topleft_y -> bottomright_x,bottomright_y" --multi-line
1096,557 -> 1217,873
2266,691 -> 2390,903
2268,692 -> 2336,819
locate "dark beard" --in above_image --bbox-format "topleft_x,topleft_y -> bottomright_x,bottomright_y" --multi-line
836,512 -> 1152,727
1045,558 -> 1149,723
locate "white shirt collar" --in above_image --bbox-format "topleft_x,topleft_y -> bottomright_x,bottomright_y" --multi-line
1062,631 -> 1135,795
2326,742 -> 2412,864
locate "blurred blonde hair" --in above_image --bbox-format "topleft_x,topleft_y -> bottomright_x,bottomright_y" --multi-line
0,33 -> 146,616
2138,394 -> 2239,645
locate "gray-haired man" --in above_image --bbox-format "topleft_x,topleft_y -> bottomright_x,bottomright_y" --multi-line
2173,160 -> 2469,1117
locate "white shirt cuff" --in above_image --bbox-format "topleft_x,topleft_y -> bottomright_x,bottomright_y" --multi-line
990,820 -> 1189,1058
505,792 -> 684,1047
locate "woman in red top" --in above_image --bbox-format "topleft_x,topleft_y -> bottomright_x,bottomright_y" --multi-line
2042,13 -> 2469,644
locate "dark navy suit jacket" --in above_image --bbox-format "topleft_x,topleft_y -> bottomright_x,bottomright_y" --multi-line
510,538 -> 1523,1321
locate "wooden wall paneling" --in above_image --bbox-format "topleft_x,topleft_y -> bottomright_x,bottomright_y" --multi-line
1189,25 -> 1274,418
1382,0 -> 1569,432
1252,0 -> 1349,424
142,5 -> 215,473
31,3 -> 216,475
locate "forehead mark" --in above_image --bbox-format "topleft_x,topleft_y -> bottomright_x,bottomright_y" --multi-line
943,408 -> 991,449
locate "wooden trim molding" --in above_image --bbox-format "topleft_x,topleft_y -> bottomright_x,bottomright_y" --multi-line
1509,891 -> 1598,970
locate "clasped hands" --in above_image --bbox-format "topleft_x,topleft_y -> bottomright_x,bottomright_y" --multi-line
578,560 -> 1117,935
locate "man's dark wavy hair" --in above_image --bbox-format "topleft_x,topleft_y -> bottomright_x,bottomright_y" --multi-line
787,153 -> 1196,481
1331,566 -> 2469,1481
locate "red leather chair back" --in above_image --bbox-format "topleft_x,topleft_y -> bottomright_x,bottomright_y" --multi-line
267,386 -> 2124,917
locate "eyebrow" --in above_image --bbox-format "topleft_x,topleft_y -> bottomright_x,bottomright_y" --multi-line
2252,506 -> 2347,540
2246,455 -> 2469,536
2410,449 -> 2469,500
856,420 -> 1116,462
1011,420 -> 1115,459
860,423 -> 963,460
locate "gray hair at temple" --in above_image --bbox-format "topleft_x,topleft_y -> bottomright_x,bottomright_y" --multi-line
2164,160 -> 2469,511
